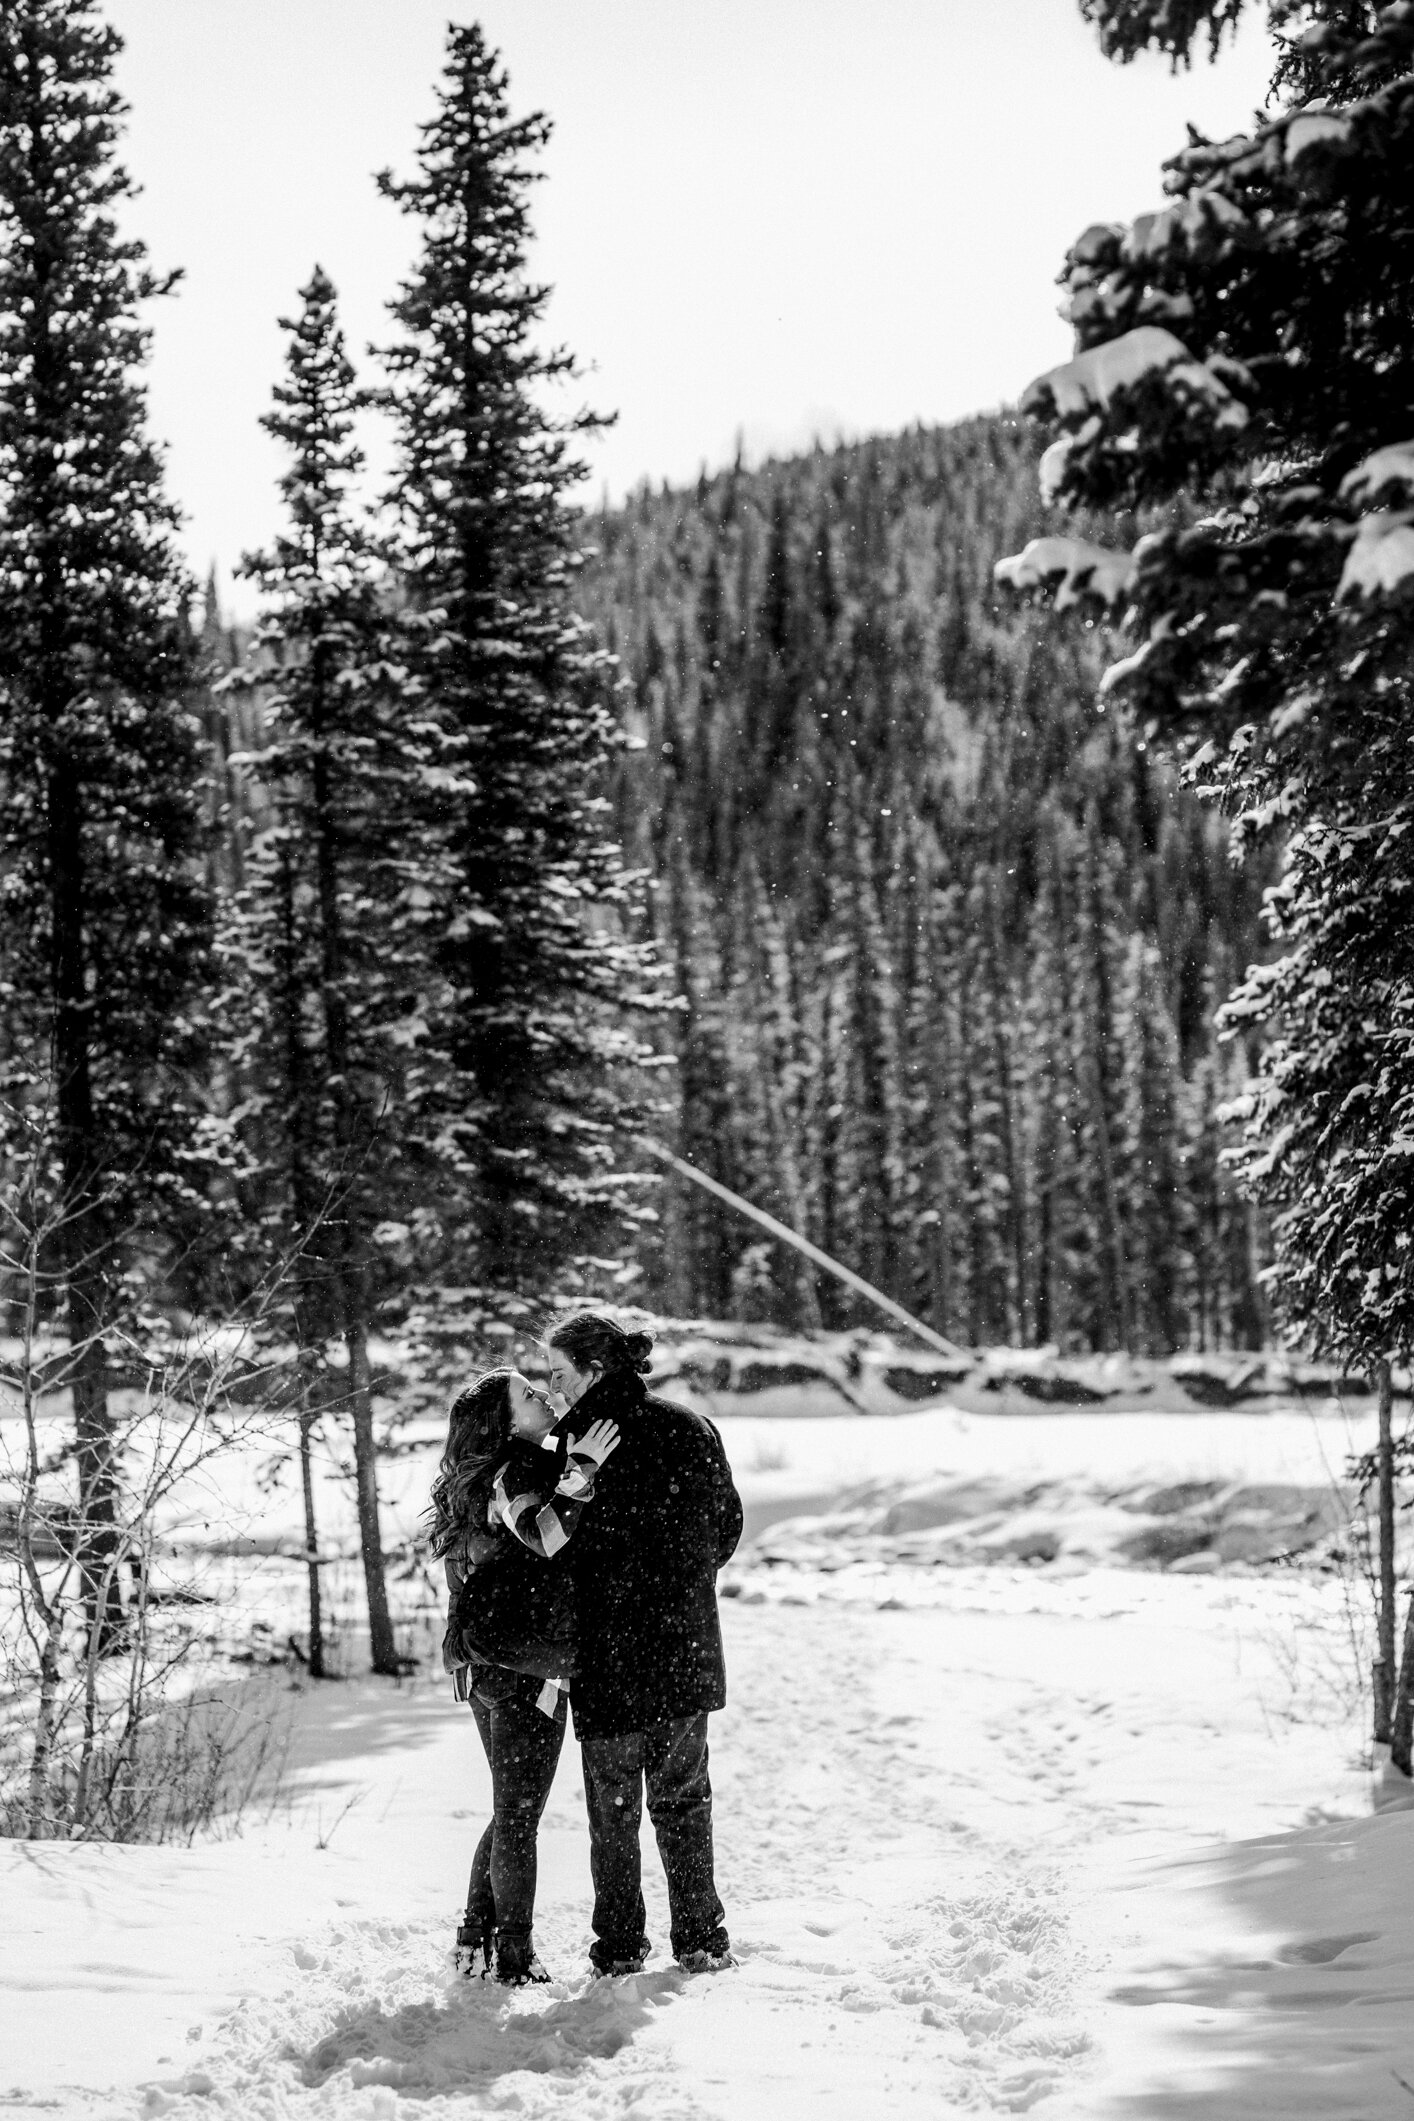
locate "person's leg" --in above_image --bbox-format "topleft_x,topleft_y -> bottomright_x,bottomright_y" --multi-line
486,1681 -> 567,1954
580,1728 -> 650,1969
458,1697 -> 497,1968
643,1713 -> 728,1960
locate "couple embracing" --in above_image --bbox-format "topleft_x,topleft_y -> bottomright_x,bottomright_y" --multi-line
427,1311 -> 743,1986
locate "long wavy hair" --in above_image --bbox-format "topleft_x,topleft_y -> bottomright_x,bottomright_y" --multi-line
425,1370 -> 514,1558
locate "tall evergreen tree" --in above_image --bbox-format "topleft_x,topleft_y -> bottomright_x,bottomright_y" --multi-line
222,268 -> 399,1674
999,0 -> 1414,1370
999,0 -> 1413,1749
0,2 -> 208,1632
374,24 -> 659,1310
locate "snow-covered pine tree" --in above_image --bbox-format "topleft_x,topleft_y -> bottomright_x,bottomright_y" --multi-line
374,24 -> 659,1318
1116,934 -> 1189,1354
0,1 -> 209,1636
738,858 -> 823,1329
998,0 -> 1414,1749
222,268 -> 402,1675
661,839 -> 737,1317
958,868 -> 1022,1344
998,0 -> 1414,1365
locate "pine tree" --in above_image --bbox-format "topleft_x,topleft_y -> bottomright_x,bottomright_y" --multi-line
374,24 -> 659,1312
221,268 -> 401,1674
999,0 -> 1414,1749
1116,934 -> 1188,1354
662,837 -> 736,1316
0,2 -> 209,1635
999,0 -> 1414,1370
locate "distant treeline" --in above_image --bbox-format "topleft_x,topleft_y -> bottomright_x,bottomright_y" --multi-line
576,417 -> 1272,1354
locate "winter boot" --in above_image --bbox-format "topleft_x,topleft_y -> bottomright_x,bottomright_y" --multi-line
453,1913 -> 493,1979
494,1930 -> 551,1986
676,1926 -> 735,1974
589,1935 -> 650,1977
676,1946 -> 736,1973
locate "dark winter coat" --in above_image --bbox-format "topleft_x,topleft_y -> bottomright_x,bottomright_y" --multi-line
442,1431 -> 585,1688
562,1371 -> 743,1740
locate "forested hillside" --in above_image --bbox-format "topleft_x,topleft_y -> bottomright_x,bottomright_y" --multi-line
577,417 -> 1272,1353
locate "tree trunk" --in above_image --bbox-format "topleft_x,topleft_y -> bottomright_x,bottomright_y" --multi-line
70,1329 -> 123,1648
19,1257 -> 70,1838
750,871 -> 821,1332
1391,1589 -> 1414,1779
1374,1358 -> 1396,1746
31,173 -> 121,1645
275,837 -> 332,1678
1082,831 -> 1132,1353
49,754 -> 123,1650
309,647 -> 395,1675
25,1601 -> 65,1838
985,882 -> 1027,1345
818,969 -> 847,1329
923,937 -> 956,1343
343,1273 -> 398,1673
1035,1172 -> 1054,1350
298,1378 -> 327,1680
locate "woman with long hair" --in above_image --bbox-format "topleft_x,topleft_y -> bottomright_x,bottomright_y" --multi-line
543,1312 -> 743,1976
427,1366 -> 619,1984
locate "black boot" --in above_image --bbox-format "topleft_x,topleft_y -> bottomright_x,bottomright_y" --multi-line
589,1934 -> 650,1977
494,1929 -> 551,1986
453,1912 -> 493,1978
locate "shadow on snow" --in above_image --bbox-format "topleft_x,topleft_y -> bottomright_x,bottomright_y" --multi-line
292,1966 -> 688,2094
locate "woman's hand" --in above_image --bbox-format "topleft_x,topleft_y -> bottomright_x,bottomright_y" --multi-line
572,1417 -> 620,1469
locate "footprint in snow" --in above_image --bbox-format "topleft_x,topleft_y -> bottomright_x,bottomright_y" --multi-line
1275,1931 -> 1379,1965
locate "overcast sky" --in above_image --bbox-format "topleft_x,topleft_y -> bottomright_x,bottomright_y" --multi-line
106,0 -> 1278,616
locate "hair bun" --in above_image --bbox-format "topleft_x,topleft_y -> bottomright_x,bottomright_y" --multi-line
622,1328 -> 654,1373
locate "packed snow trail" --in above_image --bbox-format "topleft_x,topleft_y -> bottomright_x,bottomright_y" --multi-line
3,1576 -> 1410,2119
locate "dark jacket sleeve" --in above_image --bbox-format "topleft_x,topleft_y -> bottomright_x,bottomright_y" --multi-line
705,1416 -> 744,1568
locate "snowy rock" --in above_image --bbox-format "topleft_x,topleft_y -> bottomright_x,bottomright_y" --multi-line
734,1356 -> 845,1395
873,1356 -> 973,1402
1168,1354 -> 1267,1405
1124,1479 -> 1226,1516
979,1352 -> 1113,1404
1116,1521 -> 1213,1566
1221,1480 -> 1342,1520
660,1350 -> 732,1391
654,1336 -> 864,1414
1210,1482 -> 1348,1563
975,1523 -> 1062,1565
1264,1356 -> 1373,1398
1167,1548 -> 1222,1574
1213,1518 -> 1323,1563
879,1478 -> 1022,1536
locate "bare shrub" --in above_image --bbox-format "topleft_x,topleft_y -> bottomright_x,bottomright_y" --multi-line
1,1166 -> 304,1842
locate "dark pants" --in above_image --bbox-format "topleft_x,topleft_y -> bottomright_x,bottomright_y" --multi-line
581,1711 -> 728,1964
465,1668 -> 567,1946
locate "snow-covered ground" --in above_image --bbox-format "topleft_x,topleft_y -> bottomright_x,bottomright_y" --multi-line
3,1371 -> 1414,2117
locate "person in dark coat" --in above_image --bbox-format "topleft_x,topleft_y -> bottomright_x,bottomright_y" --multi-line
545,1311 -> 743,1976
427,1368 -> 620,1985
